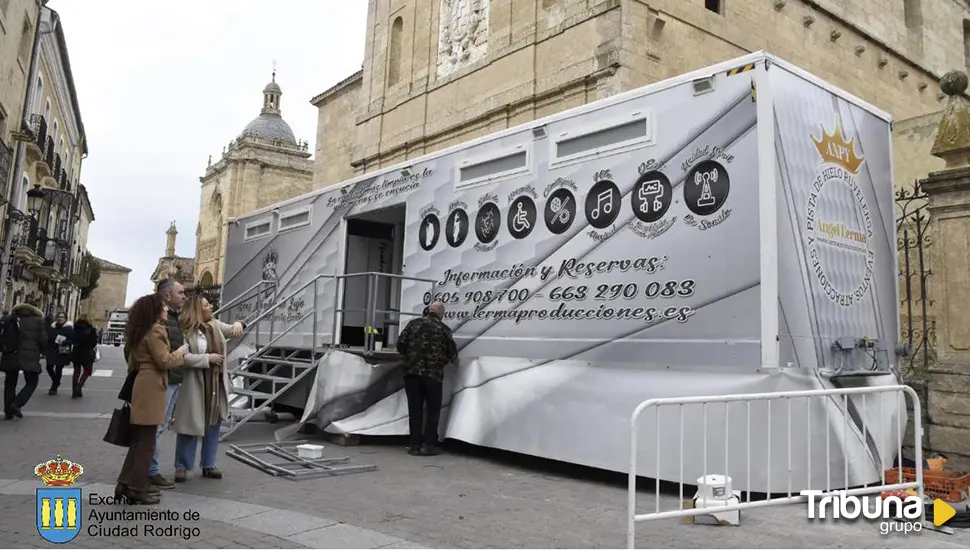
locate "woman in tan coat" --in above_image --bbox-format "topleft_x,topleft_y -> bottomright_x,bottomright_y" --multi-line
115,294 -> 188,505
172,295 -> 242,482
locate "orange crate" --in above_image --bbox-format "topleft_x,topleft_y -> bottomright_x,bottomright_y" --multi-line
885,467 -> 970,502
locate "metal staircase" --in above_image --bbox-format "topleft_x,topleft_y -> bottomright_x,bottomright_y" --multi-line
218,271 -> 436,442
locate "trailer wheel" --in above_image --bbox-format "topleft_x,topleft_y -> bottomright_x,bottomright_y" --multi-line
113,343 -> 119,347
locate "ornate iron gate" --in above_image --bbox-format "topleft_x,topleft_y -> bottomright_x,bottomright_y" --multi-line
191,284 -> 222,309
895,180 -> 935,377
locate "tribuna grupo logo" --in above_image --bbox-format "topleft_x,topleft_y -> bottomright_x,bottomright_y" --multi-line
801,490 -> 924,535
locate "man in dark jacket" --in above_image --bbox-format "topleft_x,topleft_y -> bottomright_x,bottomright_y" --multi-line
396,301 -> 457,456
46,312 -> 74,395
2,302 -> 48,419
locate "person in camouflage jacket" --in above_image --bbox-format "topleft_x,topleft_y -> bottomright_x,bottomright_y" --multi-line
396,301 -> 457,456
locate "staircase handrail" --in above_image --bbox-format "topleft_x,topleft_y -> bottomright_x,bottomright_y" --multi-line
230,310 -> 315,376
239,274 -> 334,330
214,279 -> 275,317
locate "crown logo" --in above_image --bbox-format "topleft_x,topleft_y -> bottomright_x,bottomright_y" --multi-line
812,122 -> 864,174
34,455 -> 83,487
263,247 -> 279,266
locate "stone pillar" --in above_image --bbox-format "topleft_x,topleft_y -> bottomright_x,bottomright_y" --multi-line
920,70 -> 970,468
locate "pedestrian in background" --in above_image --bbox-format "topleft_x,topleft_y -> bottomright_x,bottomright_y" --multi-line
115,293 -> 188,505
1,301 -> 48,419
396,301 -> 457,456
172,295 -> 243,482
46,312 -> 74,395
70,313 -> 99,398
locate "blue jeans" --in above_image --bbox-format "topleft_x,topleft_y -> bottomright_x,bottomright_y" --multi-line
148,384 -> 180,477
174,422 -> 222,471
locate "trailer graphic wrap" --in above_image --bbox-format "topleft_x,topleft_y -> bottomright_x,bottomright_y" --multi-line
772,66 -> 896,375
222,54 -> 902,492
806,122 -> 875,309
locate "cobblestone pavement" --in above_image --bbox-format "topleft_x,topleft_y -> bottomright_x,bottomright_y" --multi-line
1,347 -> 968,548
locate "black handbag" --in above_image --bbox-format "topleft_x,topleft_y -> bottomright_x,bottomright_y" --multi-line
117,369 -> 137,402
103,403 -> 132,447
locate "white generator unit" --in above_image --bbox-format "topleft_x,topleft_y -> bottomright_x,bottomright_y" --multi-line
692,474 -> 742,526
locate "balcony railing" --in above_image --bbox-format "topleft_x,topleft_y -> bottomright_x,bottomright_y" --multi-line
52,153 -> 61,179
24,219 -> 40,251
39,236 -> 70,274
31,115 -> 48,151
43,136 -> 54,168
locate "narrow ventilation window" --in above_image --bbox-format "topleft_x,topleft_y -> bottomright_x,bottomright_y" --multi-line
244,219 -> 272,241
458,148 -> 529,188
555,117 -> 651,161
279,207 -> 311,231
904,0 -> 922,29
705,0 -> 722,14
963,19 -> 970,71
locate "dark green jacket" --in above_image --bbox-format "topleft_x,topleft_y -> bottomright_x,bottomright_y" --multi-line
164,310 -> 185,385
395,315 -> 457,382
124,309 -> 185,385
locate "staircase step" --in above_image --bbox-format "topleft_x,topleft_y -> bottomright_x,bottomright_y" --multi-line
230,388 -> 273,399
249,356 -> 315,367
232,371 -> 293,383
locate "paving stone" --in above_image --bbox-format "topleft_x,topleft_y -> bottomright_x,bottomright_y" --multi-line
231,508 -> 338,537
288,523 -> 404,549
195,497 -> 274,522
380,542 -> 431,549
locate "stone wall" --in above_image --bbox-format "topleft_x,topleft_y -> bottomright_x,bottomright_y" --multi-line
195,143 -> 313,284
312,72 -> 363,189
79,267 -> 130,330
621,0 -> 953,119
894,112 -> 947,190
0,0 -> 38,155
310,0 -> 969,182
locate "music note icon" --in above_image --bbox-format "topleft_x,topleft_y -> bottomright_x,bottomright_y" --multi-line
591,189 -> 613,220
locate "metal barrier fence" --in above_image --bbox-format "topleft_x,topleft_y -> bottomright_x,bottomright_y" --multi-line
626,385 -> 924,549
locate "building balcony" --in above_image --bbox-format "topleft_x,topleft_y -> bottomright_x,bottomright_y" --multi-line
24,115 -> 48,163
33,136 -> 54,179
32,235 -> 70,281
14,222 -> 43,269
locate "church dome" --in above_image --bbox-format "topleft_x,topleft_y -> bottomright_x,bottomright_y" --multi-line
239,72 -> 297,144
242,113 -> 296,143
263,80 -> 282,94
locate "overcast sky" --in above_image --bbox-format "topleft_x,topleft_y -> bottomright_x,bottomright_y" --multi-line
48,0 -> 368,304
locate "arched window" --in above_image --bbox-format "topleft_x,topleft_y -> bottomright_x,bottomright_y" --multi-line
388,16 -> 404,86
43,99 -> 50,122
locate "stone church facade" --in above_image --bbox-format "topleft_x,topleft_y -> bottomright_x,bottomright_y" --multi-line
193,75 -> 313,287
311,0 -> 970,191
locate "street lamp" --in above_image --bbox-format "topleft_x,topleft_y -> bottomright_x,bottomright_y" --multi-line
26,184 -> 45,216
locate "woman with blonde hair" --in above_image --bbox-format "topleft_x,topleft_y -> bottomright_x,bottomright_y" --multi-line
171,295 -> 243,482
